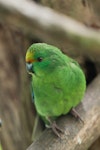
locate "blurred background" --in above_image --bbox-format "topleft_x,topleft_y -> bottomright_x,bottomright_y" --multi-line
0,0 -> 100,149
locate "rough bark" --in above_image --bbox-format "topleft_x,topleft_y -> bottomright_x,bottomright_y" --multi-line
36,0 -> 94,24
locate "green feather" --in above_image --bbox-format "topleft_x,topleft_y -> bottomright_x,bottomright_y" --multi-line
26,43 -> 86,137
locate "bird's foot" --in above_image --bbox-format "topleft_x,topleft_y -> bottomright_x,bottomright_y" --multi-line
50,121 -> 64,137
47,118 -> 64,137
70,108 -> 84,123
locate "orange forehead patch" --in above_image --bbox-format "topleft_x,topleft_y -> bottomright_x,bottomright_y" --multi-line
25,50 -> 37,63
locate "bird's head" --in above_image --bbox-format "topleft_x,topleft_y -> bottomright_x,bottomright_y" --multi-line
25,43 -> 63,76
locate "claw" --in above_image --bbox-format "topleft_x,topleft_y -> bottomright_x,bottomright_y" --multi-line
70,108 -> 84,123
47,117 -> 64,137
51,121 -> 64,137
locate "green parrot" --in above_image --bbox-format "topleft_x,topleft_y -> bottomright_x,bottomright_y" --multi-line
25,43 -> 86,137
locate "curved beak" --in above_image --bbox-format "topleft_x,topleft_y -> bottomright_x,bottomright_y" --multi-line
26,63 -> 33,73
25,51 -> 35,73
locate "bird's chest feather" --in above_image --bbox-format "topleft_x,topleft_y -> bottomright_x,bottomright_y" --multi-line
31,66 -> 86,117
32,75 -> 64,117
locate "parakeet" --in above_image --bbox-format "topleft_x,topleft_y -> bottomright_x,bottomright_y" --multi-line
25,43 -> 86,137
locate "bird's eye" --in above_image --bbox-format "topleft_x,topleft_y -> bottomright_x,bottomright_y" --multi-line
37,57 -> 43,62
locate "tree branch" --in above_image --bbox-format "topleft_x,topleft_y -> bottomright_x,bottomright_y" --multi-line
0,0 -> 100,61
27,74 -> 100,150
